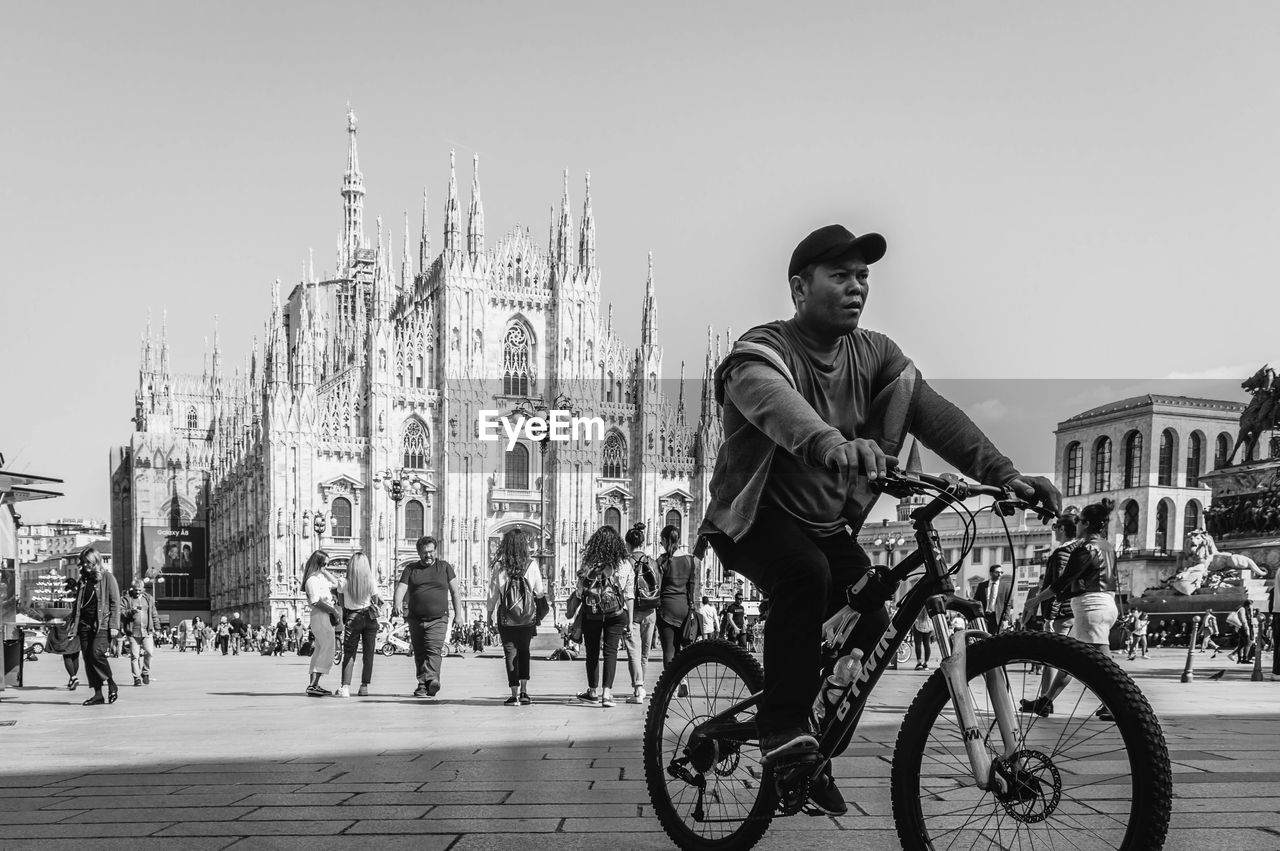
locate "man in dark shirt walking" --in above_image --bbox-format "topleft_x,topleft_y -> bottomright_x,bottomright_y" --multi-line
698,224 -> 1058,815
724,593 -> 748,649
392,536 -> 463,698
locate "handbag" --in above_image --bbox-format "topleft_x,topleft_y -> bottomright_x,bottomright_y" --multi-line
568,609 -> 585,644
534,595 -> 551,625
680,608 -> 701,644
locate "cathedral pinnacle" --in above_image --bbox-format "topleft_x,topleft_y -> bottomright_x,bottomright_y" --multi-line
443,150 -> 460,253
555,168 -> 573,268
641,252 -> 657,347
341,105 -> 366,266
467,152 -> 485,258
160,309 -> 170,377
402,210 -> 413,292
578,171 -> 596,270
212,314 -> 222,379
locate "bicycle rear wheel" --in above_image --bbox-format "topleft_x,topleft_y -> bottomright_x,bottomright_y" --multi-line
891,631 -> 1171,851
643,639 -> 774,851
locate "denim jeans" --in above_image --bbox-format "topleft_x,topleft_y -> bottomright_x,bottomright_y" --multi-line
582,613 -> 627,690
624,608 -> 657,688
499,624 -> 535,686
341,608 -> 380,687
407,615 -> 448,687
129,634 -> 154,679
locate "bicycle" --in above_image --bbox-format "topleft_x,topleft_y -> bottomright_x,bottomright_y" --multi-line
644,469 -> 1172,850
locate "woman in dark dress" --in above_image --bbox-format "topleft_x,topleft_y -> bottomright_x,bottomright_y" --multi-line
655,524 -> 701,670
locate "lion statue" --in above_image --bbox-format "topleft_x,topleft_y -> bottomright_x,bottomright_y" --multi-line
1163,529 -> 1266,595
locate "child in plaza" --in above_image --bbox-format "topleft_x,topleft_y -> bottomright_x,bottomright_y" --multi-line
571,525 -> 634,708
487,526 -> 548,705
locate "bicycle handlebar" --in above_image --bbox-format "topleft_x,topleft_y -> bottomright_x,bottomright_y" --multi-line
872,470 -> 1057,520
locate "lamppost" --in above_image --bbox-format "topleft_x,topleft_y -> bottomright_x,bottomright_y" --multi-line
508,393 -> 576,603
372,468 -> 427,601
874,533 -> 907,566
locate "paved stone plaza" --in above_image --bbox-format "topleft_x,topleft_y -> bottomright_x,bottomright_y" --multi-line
1,645 -> 1278,850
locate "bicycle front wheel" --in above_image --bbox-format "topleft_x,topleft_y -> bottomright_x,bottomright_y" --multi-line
643,639 -> 774,851
891,631 -> 1171,851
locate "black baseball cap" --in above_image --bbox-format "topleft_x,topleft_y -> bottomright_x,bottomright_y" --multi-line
788,225 -> 886,279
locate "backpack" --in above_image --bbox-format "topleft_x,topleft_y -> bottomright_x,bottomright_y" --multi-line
633,554 -> 661,611
582,563 -> 625,617
499,567 -> 538,628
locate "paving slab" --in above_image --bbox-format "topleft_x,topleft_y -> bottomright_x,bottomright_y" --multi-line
0,645 -> 1278,848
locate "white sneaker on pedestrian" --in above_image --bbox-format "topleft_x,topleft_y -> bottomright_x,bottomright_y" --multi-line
335,685 -> 350,698
627,686 -> 646,704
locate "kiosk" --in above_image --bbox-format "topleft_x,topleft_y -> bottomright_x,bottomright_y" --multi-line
0,455 -> 63,694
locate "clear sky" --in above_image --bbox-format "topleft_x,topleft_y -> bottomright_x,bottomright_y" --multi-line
3,2 -> 1276,522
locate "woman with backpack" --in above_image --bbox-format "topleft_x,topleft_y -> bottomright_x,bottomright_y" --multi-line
623,523 -> 660,704
571,525 -> 635,708
487,527 -> 547,705
655,525 -> 701,677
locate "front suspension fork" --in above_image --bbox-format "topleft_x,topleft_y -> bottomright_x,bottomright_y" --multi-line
933,618 -> 1021,792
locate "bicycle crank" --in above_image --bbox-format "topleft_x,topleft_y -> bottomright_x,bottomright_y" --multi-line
991,749 -> 1061,823
772,753 -> 825,817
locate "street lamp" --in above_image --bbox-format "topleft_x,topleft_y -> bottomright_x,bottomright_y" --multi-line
874,534 -> 907,566
372,468 -> 427,602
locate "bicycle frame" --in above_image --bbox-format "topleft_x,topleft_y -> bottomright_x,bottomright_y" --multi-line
694,489 -> 1024,794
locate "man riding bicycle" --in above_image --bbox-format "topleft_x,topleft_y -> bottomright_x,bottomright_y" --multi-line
697,224 -> 1059,816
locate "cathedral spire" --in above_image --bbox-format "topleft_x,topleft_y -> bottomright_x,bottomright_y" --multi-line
443,150 -> 460,253
402,210 -> 412,292
418,187 -> 431,275
555,169 -> 573,268
160,309 -> 171,377
341,105 -> 366,267
641,252 -> 657,347
467,152 -> 485,258
211,314 -> 222,380
578,171 -> 596,270
607,302 -> 614,337
678,360 -> 686,423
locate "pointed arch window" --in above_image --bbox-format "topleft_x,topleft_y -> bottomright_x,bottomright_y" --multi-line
331,497 -> 352,539
404,499 -> 424,542
187,407 -> 199,430
502,323 -> 533,396
1123,431 -> 1143,489
403,419 -> 429,470
1092,436 -> 1112,493
1065,442 -> 1083,496
603,433 -> 626,479
506,443 -> 530,490
1186,433 -> 1203,488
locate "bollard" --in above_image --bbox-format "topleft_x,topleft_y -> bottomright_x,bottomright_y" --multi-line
1181,616 -> 1201,683
1252,616 -> 1265,682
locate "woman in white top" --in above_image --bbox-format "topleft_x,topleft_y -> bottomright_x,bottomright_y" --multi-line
338,552 -> 381,697
302,549 -> 345,697
487,527 -> 548,705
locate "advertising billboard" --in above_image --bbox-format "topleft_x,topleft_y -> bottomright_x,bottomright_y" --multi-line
140,525 -> 207,599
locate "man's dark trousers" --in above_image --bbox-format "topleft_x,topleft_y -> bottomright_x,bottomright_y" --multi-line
407,615 -> 447,688
707,506 -> 886,736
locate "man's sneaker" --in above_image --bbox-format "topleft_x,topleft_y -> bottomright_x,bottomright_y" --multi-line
357,684 -> 369,696
627,687 -> 646,704
760,728 -> 819,765
413,684 -> 430,698
807,768 -> 848,816
141,673 -> 150,685
1019,696 -> 1054,717
676,682 -> 689,698
425,680 -> 441,697
577,690 -> 601,705
133,677 -> 142,687
1095,706 -> 1115,722
335,685 -> 350,698
306,685 -> 330,698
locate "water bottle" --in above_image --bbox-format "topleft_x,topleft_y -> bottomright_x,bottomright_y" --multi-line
812,648 -> 865,729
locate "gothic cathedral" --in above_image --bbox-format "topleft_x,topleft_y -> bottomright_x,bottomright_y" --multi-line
111,110 -> 730,625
